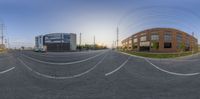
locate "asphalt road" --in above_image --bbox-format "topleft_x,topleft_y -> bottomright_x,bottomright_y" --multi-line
0,49 -> 200,99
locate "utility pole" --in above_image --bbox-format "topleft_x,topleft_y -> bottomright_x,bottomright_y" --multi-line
93,35 -> 95,50
79,33 -> 82,46
112,41 -> 114,49
116,26 -> 119,50
1,23 -> 4,45
7,38 -> 10,49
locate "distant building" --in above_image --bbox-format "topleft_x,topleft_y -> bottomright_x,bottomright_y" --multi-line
0,44 -> 5,51
122,28 -> 198,53
0,44 -> 5,48
35,33 -> 76,52
35,35 -> 44,51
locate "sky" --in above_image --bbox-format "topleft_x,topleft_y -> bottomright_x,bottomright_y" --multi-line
0,0 -> 200,48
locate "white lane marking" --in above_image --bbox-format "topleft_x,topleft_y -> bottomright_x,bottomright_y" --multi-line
17,54 -> 107,79
120,51 -> 200,76
21,51 -> 107,65
0,67 -> 15,74
45,50 -> 104,54
24,50 -> 107,57
145,59 -> 200,76
105,56 -> 131,76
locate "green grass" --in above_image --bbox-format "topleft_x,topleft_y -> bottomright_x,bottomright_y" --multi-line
121,50 -> 197,59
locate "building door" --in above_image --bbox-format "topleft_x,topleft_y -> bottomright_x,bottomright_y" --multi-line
139,46 -> 150,51
139,41 -> 150,52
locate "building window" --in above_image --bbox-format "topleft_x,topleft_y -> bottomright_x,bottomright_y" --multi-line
133,43 -> 138,49
140,41 -> 150,47
151,34 -> 159,41
63,34 -> 70,43
133,35 -> 137,38
176,33 -> 182,43
40,36 -> 42,43
133,38 -> 138,43
139,41 -> 150,51
35,37 -> 39,47
140,36 -> 146,41
140,33 -> 146,36
186,39 -> 190,46
186,34 -> 190,38
129,40 -> 132,44
164,42 -> 172,48
164,32 -> 172,42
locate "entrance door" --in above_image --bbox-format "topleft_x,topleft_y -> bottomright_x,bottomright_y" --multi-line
139,41 -> 150,52
139,46 -> 150,52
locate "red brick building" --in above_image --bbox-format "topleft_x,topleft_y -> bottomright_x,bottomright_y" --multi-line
122,28 -> 198,53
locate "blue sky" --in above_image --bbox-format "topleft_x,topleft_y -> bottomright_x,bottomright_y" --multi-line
0,0 -> 200,48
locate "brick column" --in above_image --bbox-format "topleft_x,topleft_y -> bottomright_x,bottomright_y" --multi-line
159,30 -> 164,52
172,31 -> 176,51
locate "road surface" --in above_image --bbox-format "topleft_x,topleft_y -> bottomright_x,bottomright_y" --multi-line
0,50 -> 200,99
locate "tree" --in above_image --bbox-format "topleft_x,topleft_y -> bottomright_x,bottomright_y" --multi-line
179,42 -> 185,51
152,42 -> 159,50
178,42 -> 185,56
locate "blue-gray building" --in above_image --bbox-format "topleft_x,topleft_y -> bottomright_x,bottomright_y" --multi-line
35,33 -> 76,52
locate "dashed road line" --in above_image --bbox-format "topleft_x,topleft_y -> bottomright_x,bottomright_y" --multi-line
17,54 -> 107,79
0,67 -> 15,74
105,56 -> 131,76
21,51 -> 107,65
145,59 -> 200,76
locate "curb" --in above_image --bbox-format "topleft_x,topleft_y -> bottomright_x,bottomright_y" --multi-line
118,51 -> 200,61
